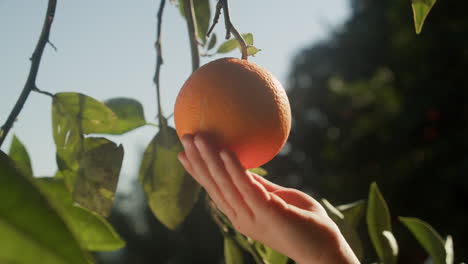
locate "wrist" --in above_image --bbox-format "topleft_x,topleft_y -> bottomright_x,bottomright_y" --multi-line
295,223 -> 360,264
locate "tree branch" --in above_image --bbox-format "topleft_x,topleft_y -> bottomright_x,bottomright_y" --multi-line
206,0 -> 248,60
0,0 -> 57,147
184,0 -> 200,71
153,0 -> 167,127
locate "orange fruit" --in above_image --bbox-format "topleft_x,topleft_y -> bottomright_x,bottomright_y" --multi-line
174,57 -> 291,169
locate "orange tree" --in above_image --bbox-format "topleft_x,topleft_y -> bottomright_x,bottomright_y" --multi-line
0,0 -> 455,263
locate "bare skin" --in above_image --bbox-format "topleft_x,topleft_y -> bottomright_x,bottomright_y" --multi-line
178,134 -> 360,264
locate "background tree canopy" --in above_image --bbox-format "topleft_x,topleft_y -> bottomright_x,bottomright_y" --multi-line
96,0 -> 467,263
268,0 -> 467,262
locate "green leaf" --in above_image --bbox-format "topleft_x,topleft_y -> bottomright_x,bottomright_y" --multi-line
255,242 -> 288,264
337,200 -> 366,228
0,151 -> 91,264
139,125 -> 200,229
247,46 -> 262,57
321,199 -> 364,261
412,0 -> 437,34
178,0 -> 211,44
8,135 -> 33,177
399,217 -> 452,264
207,33 -> 217,50
224,237 -> 244,264
217,33 -> 258,55
53,92 -> 118,135
73,137 -> 124,217
248,167 -> 268,177
52,95 -> 83,172
367,182 -> 398,264
36,178 -> 125,251
104,97 -> 146,134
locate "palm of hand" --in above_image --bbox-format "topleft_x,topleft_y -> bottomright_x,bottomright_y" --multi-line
178,134 -> 358,264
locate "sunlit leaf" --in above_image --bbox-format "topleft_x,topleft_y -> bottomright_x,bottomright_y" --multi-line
8,135 -> 33,177
73,137 -> 124,217
412,0 -> 436,34
247,46 -> 261,56
445,236 -> 453,264
104,97 -> 146,134
52,95 -> 83,172
248,167 -> 268,177
322,199 -> 364,261
367,182 -> 398,264
399,217 -> 452,264
217,33 -> 259,55
207,33 -> 217,50
36,178 -> 124,251
53,93 -> 118,135
139,125 -> 200,229
0,151 -> 91,264
337,200 -> 366,228
224,237 -> 244,264
178,0 -> 211,44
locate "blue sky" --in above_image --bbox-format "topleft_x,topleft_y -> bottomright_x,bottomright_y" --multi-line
0,0 -> 350,192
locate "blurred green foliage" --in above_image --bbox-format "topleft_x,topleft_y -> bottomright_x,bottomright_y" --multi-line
268,0 -> 468,262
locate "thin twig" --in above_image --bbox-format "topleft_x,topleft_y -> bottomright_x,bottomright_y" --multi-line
206,1 -> 222,37
206,0 -> 248,60
0,0 -> 57,147
184,0 -> 200,71
32,86 -> 55,98
153,0 -> 167,127
47,40 -> 58,52
221,0 -> 248,60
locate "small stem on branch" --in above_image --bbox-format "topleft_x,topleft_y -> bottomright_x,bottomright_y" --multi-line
0,0 -> 57,147
32,86 -> 55,98
153,0 -> 167,127
184,0 -> 200,71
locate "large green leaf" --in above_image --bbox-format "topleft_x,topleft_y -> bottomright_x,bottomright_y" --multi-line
36,177 -> 125,251
8,135 -> 33,177
0,151 -> 91,264
399,217 -> 452,264
73,137 -> 124,217
367,182 -> 398,264
224,237 -> 244,264
178,0 -> 211,44
337,200 -> 366,228
53,92 -> 118,135
322,199 -> 364,261
412,0 -> 437,34
139,125 -> 200,230
104,97 -> 146,134
52,94 -> 83,172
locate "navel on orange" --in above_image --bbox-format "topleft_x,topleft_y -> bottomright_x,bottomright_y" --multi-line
174,57 -> 291,169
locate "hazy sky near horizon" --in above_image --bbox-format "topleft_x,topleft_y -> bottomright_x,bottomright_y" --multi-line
0,0 -> 350,192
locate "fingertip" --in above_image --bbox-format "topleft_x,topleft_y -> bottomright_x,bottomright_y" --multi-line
181,134 -> 194,147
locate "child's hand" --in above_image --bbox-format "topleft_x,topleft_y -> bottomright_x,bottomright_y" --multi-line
178,134 -> 359,264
